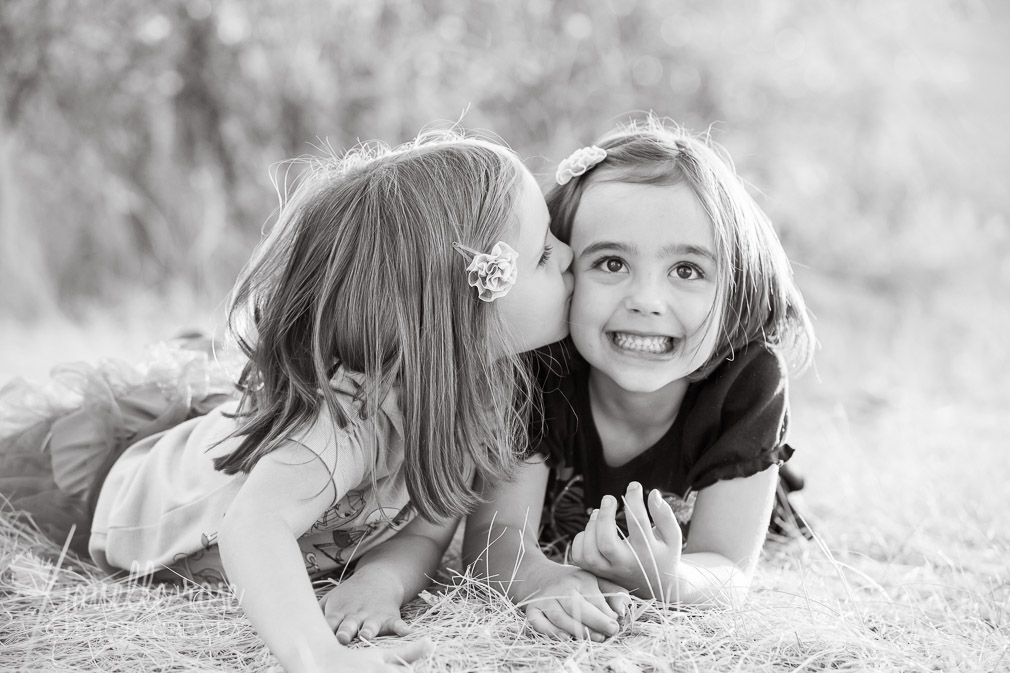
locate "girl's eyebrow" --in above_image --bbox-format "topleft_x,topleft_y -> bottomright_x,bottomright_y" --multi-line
659,242 -> 717,262
579,241 -> 635,258
579,240 -> 715,262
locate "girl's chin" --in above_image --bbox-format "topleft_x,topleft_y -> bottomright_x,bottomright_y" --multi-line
609,373 -> 685,394
589,355 -> 697,393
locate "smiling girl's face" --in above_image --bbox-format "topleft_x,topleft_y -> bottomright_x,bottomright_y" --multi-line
567,181 -> 721,394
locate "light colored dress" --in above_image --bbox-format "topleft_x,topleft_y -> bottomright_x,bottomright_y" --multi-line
89,365 -> 414,586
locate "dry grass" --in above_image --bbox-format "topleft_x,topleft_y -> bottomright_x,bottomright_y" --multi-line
2,491 -> 1005,672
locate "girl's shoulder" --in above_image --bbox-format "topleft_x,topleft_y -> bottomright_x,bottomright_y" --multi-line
298,364 -> 405,471
702,341 -> 787,397
684,341 -> 788,427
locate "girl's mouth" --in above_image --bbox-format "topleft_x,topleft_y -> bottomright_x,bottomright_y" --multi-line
608,331 -> 676,355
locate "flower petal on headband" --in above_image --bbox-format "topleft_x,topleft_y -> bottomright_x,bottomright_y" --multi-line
556,145 -> 608,185
465,242 -> 519,302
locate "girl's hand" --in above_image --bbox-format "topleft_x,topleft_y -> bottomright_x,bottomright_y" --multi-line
321,568 -> 410,645
570,482 -> 683,601
518,561 -> 629,642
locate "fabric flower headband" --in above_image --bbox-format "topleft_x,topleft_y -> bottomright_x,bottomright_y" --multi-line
556,145 -> 608,185
453,241 -> 519,302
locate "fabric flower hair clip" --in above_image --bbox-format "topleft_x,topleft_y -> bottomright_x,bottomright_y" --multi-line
453,241 -> 519,302
556,145 -> 608,185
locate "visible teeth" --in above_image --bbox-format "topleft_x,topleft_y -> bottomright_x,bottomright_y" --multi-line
612,332 -> 673,353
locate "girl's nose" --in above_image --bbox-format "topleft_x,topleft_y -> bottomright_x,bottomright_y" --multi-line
624,275 -> 666,316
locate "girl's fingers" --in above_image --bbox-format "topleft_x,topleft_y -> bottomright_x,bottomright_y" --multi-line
578,510 -> 606,567
578,585 -> 622,632
380,637 -> 433,664
389,617 -> 412,637
544,602 -> 605,641
558,592 -> 621,639
358,617 -> 382,640
342,614 -> 411,641
323,607 -> 344,632
526,606 -> 571,641
648,488 -> 682,546
622,482 -> 655,546
335,616 -> 360,645
594,495 -> 626,564
597,578 -> 632,620
585,509 -> 597,561
571,531 -> 585,565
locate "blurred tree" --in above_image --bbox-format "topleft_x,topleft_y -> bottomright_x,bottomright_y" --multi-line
0,0 -> 62,313
0,0 -> 1005,318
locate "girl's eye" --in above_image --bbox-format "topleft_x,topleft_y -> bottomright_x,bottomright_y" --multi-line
673,263 -> 702,280
604,258 -> 625,273
589,256 -> 628,274
538,244 -> 554,267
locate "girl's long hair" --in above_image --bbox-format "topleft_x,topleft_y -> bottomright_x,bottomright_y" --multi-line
215,131 -> 532,522
547,116 -> 815,378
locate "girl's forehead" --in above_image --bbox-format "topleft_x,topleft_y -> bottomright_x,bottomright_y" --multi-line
581,178 -> 692,202
572,181 -> 714,250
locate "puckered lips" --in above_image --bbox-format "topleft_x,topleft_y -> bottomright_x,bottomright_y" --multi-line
607,330 -> 678,359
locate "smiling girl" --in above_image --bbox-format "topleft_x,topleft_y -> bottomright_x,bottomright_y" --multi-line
463,118 -> 815,642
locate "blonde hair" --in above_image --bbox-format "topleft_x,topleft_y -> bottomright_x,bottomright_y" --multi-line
547,117 -> 815,378
216,130 -> 533,522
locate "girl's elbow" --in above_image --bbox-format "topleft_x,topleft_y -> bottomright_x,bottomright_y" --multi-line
720,567 -> 754,602
667,557 -> 754,607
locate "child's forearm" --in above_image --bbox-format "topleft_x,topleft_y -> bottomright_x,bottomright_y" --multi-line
351,529 -> 453,604
464,466 -> 558,605
464,520 -> 552,602
651,552 -> 752,606
219,512 -> 345,673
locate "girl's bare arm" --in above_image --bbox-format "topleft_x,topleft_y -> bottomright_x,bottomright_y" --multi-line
219,444 -> 426,672
464,460 -> 628,640
676,463 -> 780,604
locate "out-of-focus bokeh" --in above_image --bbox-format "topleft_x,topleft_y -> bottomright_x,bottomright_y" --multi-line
1,0 -> 1008,417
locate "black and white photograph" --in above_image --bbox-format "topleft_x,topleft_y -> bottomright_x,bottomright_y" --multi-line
1,1 -> 1007,671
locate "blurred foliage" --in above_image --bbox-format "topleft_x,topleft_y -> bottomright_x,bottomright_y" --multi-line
0,0 -> 1007,317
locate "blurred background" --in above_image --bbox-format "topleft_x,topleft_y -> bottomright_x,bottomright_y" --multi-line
1,0 -> 1008,534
